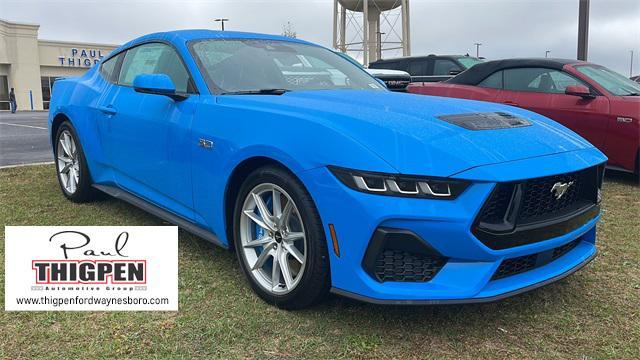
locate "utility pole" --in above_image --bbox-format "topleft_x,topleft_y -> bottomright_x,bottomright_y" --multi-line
631,50 -> 634,77
545,50 -> 551,58
376,31 -> 385,61
214,18 -> 229,31
474,43 -> 482,58
577,0 -> 589,60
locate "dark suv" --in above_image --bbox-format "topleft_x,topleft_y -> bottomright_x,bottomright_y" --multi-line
369,55 -> 483,82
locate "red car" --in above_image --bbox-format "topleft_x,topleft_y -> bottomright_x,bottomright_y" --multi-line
408,59 -> 640,174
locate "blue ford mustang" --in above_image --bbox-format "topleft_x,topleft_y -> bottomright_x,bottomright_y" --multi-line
48,30 -> 607,309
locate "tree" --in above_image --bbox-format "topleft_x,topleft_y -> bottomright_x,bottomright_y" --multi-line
282,21 -> 297,38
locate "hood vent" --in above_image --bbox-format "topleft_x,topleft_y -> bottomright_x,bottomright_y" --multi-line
437,112 -> 532,130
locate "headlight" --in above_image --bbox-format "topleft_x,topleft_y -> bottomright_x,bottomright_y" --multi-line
328,166 -> 469,199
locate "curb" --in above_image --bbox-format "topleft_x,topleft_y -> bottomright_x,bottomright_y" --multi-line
0,161 -> 54,170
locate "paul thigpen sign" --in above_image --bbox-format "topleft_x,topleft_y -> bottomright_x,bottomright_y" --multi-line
5,226 -> 178,311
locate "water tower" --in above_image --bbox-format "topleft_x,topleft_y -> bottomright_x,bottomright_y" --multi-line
333,0 -> 411,65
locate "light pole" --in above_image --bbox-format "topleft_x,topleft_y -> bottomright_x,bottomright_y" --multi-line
545,50 -> 551,58
474,43 -> 482,58
214,18 -> 229,31
577,0 -> 590,60
631,50 -> 634,77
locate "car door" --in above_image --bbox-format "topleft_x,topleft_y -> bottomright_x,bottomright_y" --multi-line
430,58 -> 464,82
408,59 -> 430,82
496,67 -> 610,148
97,42 -> 199,217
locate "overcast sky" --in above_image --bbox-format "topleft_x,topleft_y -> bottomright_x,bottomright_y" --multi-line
2,0 -> 639,75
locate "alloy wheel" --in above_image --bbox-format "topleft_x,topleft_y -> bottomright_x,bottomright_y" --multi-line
239,183 -> 307,295
56,129 -> 80,194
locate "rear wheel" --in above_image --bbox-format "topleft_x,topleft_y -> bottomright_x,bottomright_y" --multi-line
54,121 -> 99,202
233,165 -> 330,309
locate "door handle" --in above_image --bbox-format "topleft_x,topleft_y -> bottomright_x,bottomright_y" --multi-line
98,105 -> 117,116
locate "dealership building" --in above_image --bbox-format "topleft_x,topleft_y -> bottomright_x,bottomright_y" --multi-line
0,19 -> 118,111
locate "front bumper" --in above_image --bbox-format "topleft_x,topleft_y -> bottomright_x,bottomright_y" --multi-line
298,148 -> 605,304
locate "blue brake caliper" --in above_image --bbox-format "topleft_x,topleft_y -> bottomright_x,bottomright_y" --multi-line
253,195 -> 272,256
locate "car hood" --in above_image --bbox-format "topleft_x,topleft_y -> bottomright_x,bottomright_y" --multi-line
218,90 -> 595,177
366,68 -> 411,77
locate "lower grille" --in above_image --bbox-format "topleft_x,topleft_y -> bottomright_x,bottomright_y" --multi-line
492,254 -> 537,280
374,249 -> 446,282
552,239 -> 581,260
492,239 -> 582,280
363,227 -> 448,283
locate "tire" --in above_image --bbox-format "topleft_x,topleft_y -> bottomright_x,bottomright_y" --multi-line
54,121 -> 99,203
636,150 -> 640,183
233,165 -> 330,309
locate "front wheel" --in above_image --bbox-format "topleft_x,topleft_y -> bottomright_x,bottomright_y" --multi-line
233,165 -> 330,309
54,121 -> 99,202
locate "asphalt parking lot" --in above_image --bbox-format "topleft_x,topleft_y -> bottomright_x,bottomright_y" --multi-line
0,111 -> 51,167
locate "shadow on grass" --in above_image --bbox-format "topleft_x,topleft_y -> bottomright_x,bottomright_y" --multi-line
604,169 -> 638,186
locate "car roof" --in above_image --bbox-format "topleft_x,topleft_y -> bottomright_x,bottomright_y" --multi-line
372,54 -> 472,63
114,29 -> 315,55
448,58 -> 588,85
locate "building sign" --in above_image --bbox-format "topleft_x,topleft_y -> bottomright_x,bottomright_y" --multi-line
58,48 -> 105,67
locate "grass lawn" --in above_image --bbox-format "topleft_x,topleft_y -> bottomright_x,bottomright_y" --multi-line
1,165 -> 639,359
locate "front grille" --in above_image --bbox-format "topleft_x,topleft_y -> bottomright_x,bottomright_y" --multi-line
477,184 -> 515,224
518,172 -> 584,223
374,249 -> 446,282
473,165 -> 602,250
492,239 -> 582,280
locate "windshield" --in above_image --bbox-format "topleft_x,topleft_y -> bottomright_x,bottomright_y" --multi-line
191,39 -> 384,94
334,51 -> 364,69
575,65 -> 640,96
456,56 -> 484,69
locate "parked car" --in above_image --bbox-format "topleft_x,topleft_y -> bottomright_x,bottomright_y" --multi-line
409,58 -> 640,174
49,31 -> 606,309
334,51 -> 411,91
369,54 -> 483,82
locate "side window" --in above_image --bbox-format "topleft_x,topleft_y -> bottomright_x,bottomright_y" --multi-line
99,53 -> 122,83
478,71 -> 503,89
378,61 -> 402,72
391,61 -> 408,72
503,67 -> 587,94
118,43 -> 193,93
433,59 -> 462,76
408,60 -> 427,76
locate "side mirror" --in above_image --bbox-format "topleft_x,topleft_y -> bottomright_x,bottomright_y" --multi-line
449,69 -> 462,76
133,74 -> 187,101
565,85 -> 594,99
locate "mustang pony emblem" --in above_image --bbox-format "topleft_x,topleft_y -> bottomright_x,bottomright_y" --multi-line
551,181 -> 574,200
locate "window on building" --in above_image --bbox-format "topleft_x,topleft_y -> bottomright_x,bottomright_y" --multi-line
0,76 -> 8,111
118,43 -> 194,93
41,76 -> 59,110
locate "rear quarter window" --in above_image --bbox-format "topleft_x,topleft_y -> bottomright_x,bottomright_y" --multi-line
478,71 -> 503,89
99,53 -> 123,83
